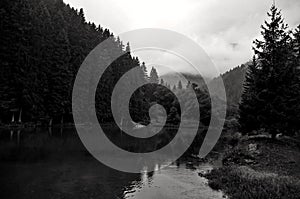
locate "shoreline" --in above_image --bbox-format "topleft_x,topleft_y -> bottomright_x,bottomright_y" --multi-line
203,134 -> 300,199
2,125 -> 299,198
0,122 -> 203,130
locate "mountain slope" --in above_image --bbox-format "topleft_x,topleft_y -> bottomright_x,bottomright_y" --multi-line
160,73 -> 211,88
209,63 -> 249,108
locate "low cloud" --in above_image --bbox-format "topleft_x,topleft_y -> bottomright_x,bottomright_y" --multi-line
65,0 -> 300,76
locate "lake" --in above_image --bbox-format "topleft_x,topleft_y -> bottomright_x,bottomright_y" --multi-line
0,127 -> 224,199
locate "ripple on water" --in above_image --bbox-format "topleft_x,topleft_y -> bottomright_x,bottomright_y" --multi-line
124,163 -> 225,199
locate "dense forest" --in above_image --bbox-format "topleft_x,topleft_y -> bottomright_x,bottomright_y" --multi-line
0,0 -> 214,131
1,0 -> 299,140
1,1 -> 300,198
0,0 -> 150,125
209,63 -> 248,111
160,63 -> 248,118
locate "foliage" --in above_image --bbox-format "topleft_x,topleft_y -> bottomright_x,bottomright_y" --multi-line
0,0 -> 147,124
205,166 -> 300,199
209,64 -> 248,112
239,5 -> 300,137
149,67 -> 159,84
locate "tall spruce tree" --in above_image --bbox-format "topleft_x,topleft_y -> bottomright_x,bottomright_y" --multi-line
178,80 -> 183,89
149,67 -> 159,84
239,57 -> 260,132
289,25 -> 300,134
140,62 -> 148,81
239,4 -> 299,137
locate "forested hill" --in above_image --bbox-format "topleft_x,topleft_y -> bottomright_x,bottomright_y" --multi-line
209,63 -> 249,109
0,0 -> 257,125
160,73 -> 209,89
0,0 -> 145,124
160,63 -> 249,109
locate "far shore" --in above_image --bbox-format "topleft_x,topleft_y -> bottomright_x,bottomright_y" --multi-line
0,121 -> 203,130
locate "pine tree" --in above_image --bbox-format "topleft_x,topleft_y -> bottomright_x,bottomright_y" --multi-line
173,85 -> 177,90
293,25 -> 300,62
289,25 -> 300,133
140,62 -> 148,80
239,4 -> 298,137
149,67 -> 159,84
125,42 -> 131,53
178,80 -> 183,89
239,57 -> 261,132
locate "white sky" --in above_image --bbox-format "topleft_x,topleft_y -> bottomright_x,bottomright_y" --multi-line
64,0 -> 300,77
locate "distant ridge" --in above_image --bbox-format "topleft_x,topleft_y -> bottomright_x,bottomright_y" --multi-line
160,72 -> 211,88
209,62 -> 250,108
160,62 -> 250,109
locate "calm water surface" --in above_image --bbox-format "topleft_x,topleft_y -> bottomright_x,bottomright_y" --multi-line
0,127 -> 224,199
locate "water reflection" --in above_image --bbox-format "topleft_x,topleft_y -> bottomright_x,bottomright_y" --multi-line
10,130 -> 13,141
0,127 -> 224,199
123,161 -> 223,199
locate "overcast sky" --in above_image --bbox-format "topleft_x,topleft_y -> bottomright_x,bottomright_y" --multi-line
64,0 -> 300,77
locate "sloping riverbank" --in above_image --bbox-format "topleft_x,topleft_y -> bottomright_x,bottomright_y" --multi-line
204,135 -> 300,198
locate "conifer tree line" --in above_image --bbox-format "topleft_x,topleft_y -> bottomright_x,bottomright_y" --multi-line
239,5 -> 300,137
0,0 -> 210,127
0,0 -> 149,124
4,0 -> 297,139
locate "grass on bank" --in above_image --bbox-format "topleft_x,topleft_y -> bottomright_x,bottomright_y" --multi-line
204,131 -> 300,199
205,165 -> 300,199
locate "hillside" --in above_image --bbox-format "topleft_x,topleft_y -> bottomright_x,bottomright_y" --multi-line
160,73 -> 210,89
161,63 -> 248,111
0,0 -> 145,124
209,63 -> 248,109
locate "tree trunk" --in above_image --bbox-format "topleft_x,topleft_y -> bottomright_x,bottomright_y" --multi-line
17,130 -> 21,146
48,127 -> 52,136
61,115 -> 64,126
11,113 -> 15,123
120,117 -> 123,128
18,108 -> 22,123
10,130 -> 13,141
